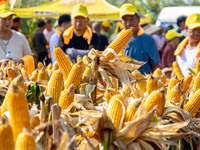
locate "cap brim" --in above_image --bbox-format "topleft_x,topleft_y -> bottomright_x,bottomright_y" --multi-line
175,33 -> 183,37
188,23 -> 200,29
0,12 -> 16,18
120,11 -> 136,18
144,26 -> 161,35
72,13 -> 87,18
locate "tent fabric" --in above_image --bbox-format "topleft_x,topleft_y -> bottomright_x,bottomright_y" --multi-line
13,0 -> 120,21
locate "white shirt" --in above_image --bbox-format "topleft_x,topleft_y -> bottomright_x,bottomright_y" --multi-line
43,28 -> 55,43
0,30 -> 32,61
49,32 -> 59,64
177,47 -> 198,77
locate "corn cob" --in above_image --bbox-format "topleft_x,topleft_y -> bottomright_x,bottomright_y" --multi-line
109,76 -> 118,90
131,84 -> 143,99
146,76 -> 159,96
31,69 -> 39,81
107,94 -> 125,132
8,60 -> 15,67
104,88 -> 119,104
167,76 -> 179,96
144,89 -> 165,116
59,84 -> 74,111
182,73 -> 193,92
172,62 -> 184,80
102,29 -> 132,61
1,62 -> 5,69
7,84 -> 31,141
83,55 -> 90,65
21,68 -> 30,81
167,82 -> 182,103
122,84 -> 131,98
53,47 -> 72,80
153,68 -> 163,77
30,115 -> 40,129
82,66 -> 91,81
77,55 -> 85,71
195,58 -> 200,74
52,61 -> 59,72
193,72 -> 200,92
0,117 -> 15,150
6,67 -> 17,81
37,68 -> 49,81
46,63 -> 53,70
37,62 -> 44,70
132,70 -> 146,93
124,98 -> 142,122
1,75 -> 27,115
45,70 -> 64,104
18,63 -> 25,70
64,61 -> 83,90
15,128 -> 36,150
183,88 -> 200,117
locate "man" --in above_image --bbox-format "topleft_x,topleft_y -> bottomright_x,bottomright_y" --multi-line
11,17 -> 22,32
101,20 -> 112,39
32,20 -> 48,64
92,22 -> 108,51
176,16 -> 187,42
43,18 -> 55,43
57,4 -> 98,61
175,13 -> 200,77
120,3 -> 160,74
49,14 -> 71,64
162,30 -> 182,69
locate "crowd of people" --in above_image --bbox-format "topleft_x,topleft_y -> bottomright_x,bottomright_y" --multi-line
0,3 -> 200,77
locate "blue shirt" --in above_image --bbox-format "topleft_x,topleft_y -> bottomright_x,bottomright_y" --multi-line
123,33 -> 160,74
49,32 -> 59,64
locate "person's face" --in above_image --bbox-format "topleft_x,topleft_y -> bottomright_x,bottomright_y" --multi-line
172,37 -> 180,46
46,22 -> 53,31
72,16 -> 88,31
179,21 -> 185,31
0,15 -> 13,31
102,26 -> 109,32
186,27 -> 200,42
121,14 -> 140,34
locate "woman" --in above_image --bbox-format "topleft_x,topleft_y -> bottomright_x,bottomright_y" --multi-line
0,4 -> 32,65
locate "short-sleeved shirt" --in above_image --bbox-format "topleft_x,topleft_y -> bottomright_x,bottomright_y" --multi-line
57,32 -> 99,52
0,30 -> 32,61
98,34 -> 108,51
43,28 -> 55,43
161,44 -> 176,68
32,30 -> 47,53
123,33 -> 160,74
49,32 -> 59,64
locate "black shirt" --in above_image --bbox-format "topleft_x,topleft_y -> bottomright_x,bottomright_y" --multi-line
57,32 -> 99,53
98,34 -> 108,51
32,29 -> 47,53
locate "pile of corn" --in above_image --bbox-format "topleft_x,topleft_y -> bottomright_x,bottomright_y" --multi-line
0,29 -> 199,150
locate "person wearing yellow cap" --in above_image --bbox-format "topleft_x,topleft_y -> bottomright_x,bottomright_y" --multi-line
101,20 -> 112,39
0,4 -> 32,65
57,4 -> 98,61
174,13 -> 200,77
120,3 -> 160,74
161,30 -> 182,70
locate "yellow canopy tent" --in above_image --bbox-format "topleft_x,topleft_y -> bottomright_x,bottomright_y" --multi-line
13,0 -> 120,21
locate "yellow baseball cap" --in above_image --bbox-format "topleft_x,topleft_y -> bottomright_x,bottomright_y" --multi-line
71,4 -> 88,18
165,29 -> 183,41
185,13 -> 200,29
102,21 -> 111,28
0,4 -> 16,18
120,3 -> 137,18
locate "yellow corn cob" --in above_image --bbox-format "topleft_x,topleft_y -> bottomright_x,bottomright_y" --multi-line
195,58 -> 200,74
8,60 -> 15,66
64,61 -> 83,90
7,85 -> 31,141
18,63 -> 25,70
172,62 -> 184,80
102,29 -> 132,61
122,84 -> 131,98
193,72 -> 200,92
107,94 -> 125,132
146,76 -> 159,96
30,116 -> 40,129
82,66 -> 91,81
1,62 -> 5,69
31,69 -> 39,81
45,70 -> 64,104
7,67 -> 17,81
132,70 -> 146,93
131,84 -> 143,99
1,75 -> 27,115
37,62 -> 44,70
183,88 -> 200,117
53,47 -> 72,80
59,84 -> 74,111
0,117 -> 15,150
21,68 -> 30,81
66,55 -> 72,65
167,76 -> 179,96
52,61 -> 59,72
109,76 -> 118,90
37,68 -> 49,81
46,63 -> 53,70
104,88 -> 119,104
144,89 -> 165,116
15,128 -> 36,150
124,98 -> 142,122
77,55 -> 85,71
83,55 -> 90,65
160,74 -> 167,84
153,68 -> 163,77
167,83 -> 182,103
182,73 -> 193,92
